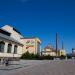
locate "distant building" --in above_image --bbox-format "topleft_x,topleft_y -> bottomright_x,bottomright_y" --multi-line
58,41 -> 66,56
72,48 -> 75,54
21,37 -> 41,55
41,44 -> 56,56
42,43 -> 66,57
72,48 -> 75,57
58,49 -> 66,56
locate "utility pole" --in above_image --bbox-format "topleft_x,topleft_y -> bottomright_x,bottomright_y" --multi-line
56,33 -> 58,56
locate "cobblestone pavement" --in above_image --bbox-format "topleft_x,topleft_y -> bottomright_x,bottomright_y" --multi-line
0,60 -> 75,75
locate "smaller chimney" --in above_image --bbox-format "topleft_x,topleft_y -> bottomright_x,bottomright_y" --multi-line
62,41 -> 64,50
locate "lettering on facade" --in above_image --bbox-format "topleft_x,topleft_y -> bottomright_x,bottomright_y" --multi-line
26,40 -> 35,49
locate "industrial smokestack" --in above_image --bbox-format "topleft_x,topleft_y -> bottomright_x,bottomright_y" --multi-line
62,41 -> 64,50
56,33 -> 58,56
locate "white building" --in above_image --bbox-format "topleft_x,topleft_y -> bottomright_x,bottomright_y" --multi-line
42,44 -> 56,56
42,44 -> 66,56
0,25 -> 42,60
0,25 -> 23,60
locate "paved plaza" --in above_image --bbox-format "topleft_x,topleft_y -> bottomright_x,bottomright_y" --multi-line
0,60 -> 75,75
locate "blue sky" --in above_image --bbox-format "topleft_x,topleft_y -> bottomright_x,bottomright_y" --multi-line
0,0 -> 75,53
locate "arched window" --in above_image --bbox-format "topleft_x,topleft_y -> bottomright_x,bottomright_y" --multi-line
14,45 -> 17,54
7,44 -> 12,53
0,41 -> 5,52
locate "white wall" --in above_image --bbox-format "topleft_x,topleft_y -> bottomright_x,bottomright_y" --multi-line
1,25 -> 23,42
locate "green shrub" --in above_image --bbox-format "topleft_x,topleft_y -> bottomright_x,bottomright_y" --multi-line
66,53 -> 72,59
21,51 -> 30,59
59,55 -> 66,60
21,51 -> 39,59
43,55 -> 54,60
21,51 -> 55,60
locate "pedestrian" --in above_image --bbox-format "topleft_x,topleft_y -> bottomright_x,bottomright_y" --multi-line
5,59 -> 9,66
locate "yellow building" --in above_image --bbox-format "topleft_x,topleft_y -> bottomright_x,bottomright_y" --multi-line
21,37 -> 41,55
58,49 -> 66,56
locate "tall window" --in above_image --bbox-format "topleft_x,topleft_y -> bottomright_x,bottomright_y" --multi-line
7,44 -> 12,53
14,45 -> 17,54
0,41 -> 5,52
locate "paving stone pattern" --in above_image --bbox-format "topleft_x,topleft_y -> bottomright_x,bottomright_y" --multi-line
0,60 -> 75,75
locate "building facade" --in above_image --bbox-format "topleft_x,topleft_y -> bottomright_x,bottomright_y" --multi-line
42,44 -> 66,57
21,37 -> 41,55
0,25 -> 24,60
58,49 -> 66,56
0,25 -> 41,60
42,44 -> 56,56
72,48 -> 75,57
